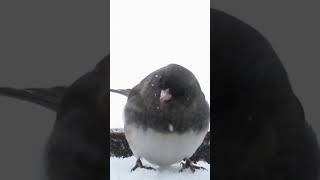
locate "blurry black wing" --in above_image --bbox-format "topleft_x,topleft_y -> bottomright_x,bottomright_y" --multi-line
0,86 -> 68,111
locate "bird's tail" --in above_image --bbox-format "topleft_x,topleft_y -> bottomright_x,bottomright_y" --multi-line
110,89 -> 131,97
0,87 -> 129,111
0,86 -> 68,111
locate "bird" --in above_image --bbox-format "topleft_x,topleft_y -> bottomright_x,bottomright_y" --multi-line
0,55 -> 108,180
110,63 -> 210,172
212,8 -> 320,180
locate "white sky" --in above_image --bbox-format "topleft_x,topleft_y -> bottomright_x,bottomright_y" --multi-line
110,0 -> 210,128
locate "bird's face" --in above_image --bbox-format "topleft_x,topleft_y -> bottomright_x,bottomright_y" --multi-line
156,64 -> 200,105
134,63 -> 203,110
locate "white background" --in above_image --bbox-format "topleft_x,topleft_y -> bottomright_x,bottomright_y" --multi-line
110,0 -> 210,128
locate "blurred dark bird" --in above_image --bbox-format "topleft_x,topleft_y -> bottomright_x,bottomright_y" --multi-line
212,8 -> 320,180
0,55 -> 108,180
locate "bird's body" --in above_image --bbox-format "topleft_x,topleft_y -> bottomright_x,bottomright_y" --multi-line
213,8 -> 320,179
119,63 -> 209,170
125,122 -> 207,166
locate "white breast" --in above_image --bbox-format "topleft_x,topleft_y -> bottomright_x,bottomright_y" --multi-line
124,123 -> 208,167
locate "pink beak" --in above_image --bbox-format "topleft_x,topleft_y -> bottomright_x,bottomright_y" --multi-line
160,88 -> 172,103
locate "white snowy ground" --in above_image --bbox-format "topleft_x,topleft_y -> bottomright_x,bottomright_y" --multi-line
110,156 -> 210,180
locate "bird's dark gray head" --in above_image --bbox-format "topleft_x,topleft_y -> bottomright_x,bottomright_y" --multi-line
125,63 -> 209,134
136,63 -> 203,106
157,64 -> 201,103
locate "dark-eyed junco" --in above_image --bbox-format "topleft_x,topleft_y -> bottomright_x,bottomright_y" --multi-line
111,63 -> 209,172
213,8 -> 320,180
0,55 -> 108,180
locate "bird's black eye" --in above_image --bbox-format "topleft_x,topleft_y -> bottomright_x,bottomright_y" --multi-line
166,82 -> 184,97
172,89 -> 185,97
158,76 -> 166,89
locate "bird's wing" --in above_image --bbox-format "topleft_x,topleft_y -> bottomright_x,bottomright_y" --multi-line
110,89 -> 131,97
0,86 -> 68,111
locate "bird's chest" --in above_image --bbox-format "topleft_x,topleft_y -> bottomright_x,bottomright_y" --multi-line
124,123 -> 207,167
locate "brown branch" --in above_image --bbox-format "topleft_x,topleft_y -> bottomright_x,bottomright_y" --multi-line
110,128 -> 210,164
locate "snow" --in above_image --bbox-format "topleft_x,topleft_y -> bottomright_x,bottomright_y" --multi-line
110,156 -> 210,180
